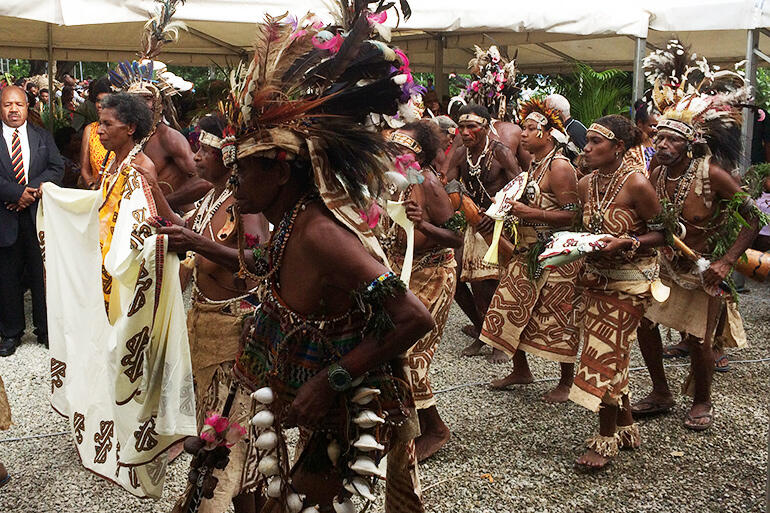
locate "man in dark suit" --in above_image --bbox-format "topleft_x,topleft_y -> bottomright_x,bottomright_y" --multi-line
0,86 -> 63,356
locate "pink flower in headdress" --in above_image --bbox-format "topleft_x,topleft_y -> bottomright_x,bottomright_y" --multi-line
291,29 -> 308,40
393,48 -> 413,83
224,422 -> 247,447
313,31 -> 344,53
205,413 -> 229,434
367,11 -> 388,24
199,429 -> 217,444
449,73 -> 457,79
470,81 -> 480,92
359,202 -> 382,229
394,153 -> 421,175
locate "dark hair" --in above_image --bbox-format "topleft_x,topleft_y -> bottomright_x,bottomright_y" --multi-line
54,126 -> 77,152
100,92 -> 153,142
26,92 -> 37,108
89,77 -> 112,102
39,88 -> 49,95
458,103 -> 491,123
594,114 -> 642,152
61,86 -> 75,104
197,113 -> 227,154
400,120 -> 441,166
25,82 -> 36,92
634,99 -> 653,124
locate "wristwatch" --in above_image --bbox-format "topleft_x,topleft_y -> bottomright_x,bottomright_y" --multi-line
327,363 -> 353,392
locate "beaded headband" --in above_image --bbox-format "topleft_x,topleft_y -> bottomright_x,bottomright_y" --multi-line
198,130 -> 223,149
525,111 -> 548,127
390,131 -> 423,154
587,123 -> 616,141
656,118 -> 696,142
458,113 -> 489,126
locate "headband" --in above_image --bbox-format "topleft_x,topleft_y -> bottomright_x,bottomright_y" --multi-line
656,118 -> 696,142
458,113 -> 489,126
525,112 -> 548,127
587,123 -> 616,141
390,131 -> 423,154
198,130 -> 223,149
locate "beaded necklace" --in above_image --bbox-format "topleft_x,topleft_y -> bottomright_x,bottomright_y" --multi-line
237,192 -> 319,285
656,157 -> 698,215
588,164 -> 634,234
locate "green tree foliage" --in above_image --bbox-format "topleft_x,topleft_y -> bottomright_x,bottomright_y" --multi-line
551,62 -> 632,125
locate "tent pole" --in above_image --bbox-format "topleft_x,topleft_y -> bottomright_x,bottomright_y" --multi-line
47,23 -> 54,132
632,37 -> 646,106
433,34 -> 448,105
741,29 -> 758,174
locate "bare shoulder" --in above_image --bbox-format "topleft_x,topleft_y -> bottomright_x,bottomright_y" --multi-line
577,173 -> 591,198
134,152 -> 156,174
648,164 -> 663,183
626,171 -> 654,192
299,204 -> 364,257
549,157 -> 576,178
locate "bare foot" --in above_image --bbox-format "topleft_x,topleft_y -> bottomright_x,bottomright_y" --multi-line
575,449 -> 611,471
461,324 -> 479,338
461,339 -> 485,357
542,384 -> 571,403
489,370 -> 534,389
0,462 -> 9,487
486,348 -> 511,364
415,424 -> 450,462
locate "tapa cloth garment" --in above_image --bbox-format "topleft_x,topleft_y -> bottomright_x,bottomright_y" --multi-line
187,298 -> 255,426
393,249 -> 457,410
0,375 -> 10,430
460,225 -> 500,282
480,156 -> 580,363
40,180 -> 197,498
644,271 -> 746,348
570,197 -> 655,412
480,249 -> 580,363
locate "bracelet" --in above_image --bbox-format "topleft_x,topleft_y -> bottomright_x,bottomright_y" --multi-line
620,235 -> 641,261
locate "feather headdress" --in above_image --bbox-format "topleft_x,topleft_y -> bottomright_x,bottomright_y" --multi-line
646,39 -> 751,171
457,45 -> 519,121
108,0 -> 189,129
222,1 -> 415,212
518,98 -> 565,135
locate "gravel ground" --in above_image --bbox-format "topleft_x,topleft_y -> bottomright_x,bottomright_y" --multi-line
1,282 -> 768,513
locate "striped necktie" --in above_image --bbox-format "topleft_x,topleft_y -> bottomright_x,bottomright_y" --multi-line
11,129 -> 25,185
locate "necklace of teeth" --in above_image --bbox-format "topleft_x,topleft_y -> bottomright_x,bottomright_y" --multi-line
466,134 -> 491,176
191,187 -> 233,238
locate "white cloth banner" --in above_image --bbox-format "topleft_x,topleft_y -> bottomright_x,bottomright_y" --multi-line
39,179 -> 197,498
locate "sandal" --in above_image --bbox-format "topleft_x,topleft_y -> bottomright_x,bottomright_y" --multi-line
662,344 -> 690,359
631,396 -> 675,418
616,424 -> 641,450
714,355 -> 730,373
684,403 -> 714,431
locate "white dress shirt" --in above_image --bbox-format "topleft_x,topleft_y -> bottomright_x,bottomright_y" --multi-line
2,121 -> 30,184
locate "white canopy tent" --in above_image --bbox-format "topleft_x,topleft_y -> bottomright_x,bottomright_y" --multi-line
0,0 -> 769,507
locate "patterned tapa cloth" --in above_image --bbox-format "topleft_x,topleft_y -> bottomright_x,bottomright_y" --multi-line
392,249 -> 457,409
569,201 -> 656,412
0,375 -> 10,430
645,258 -> 746,348
40,179 -> 197,498
460,225 -> 500,282
480,177 -> 580,363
